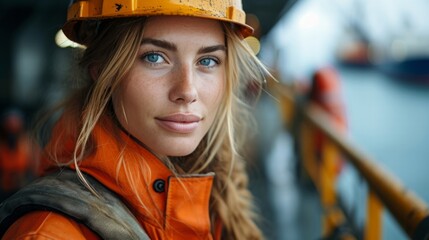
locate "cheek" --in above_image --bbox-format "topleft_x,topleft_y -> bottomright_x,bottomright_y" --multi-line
204,74 -> 226,104
202,76 -> 225,126
214,76 -> 226,107
111,88 -> 126,124
115,72 -> 147,107
111,77 -> 141,123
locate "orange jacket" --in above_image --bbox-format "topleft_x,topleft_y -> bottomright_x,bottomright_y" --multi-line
3,117 -> 220,240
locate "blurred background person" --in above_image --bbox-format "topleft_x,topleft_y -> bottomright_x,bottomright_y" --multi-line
0,108 -> 38,201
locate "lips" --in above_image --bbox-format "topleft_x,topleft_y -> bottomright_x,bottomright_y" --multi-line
155,114 -> 201,133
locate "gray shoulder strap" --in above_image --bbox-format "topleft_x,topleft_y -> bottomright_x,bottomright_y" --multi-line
0,169 -> 150,240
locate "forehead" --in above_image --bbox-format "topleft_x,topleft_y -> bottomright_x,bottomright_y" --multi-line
143,16 -> 225,42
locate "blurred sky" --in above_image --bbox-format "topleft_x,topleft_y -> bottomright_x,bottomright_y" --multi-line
260,0 -> 429,83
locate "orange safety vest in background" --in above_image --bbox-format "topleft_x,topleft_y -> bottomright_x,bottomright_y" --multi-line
310,66 -> 347,129
309,66 -> 348,174
0,136 -> 32,192
2,116 -> 221,240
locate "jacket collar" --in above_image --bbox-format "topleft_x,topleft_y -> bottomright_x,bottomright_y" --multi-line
44,115 -> 215,239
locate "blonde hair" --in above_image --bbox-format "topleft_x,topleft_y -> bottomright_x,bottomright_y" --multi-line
46,18 -> 269,239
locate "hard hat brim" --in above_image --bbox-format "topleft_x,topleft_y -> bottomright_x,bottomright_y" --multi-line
62,1 -> 254,44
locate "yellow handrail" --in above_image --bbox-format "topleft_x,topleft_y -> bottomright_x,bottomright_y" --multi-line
269,81 -> 429,239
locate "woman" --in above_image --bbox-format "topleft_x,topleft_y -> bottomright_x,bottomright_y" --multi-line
0,0 -> 269,239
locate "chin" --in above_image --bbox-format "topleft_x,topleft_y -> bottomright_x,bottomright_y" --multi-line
166,148 -> 197,157
163,142 -> 200,157
149,136 -> 203,157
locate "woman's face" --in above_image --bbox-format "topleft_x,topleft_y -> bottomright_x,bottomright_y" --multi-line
112,16 -> 226,156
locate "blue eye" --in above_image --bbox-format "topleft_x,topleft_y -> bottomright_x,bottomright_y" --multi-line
142,52 -> 165,64
199,58 -> 218,67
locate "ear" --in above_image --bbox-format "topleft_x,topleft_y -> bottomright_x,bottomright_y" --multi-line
89,64 -> 99,81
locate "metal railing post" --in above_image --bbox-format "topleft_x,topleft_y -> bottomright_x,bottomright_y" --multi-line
364,190 -> 383,240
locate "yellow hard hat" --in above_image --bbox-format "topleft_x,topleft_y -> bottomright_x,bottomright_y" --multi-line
63,0 -> 253,44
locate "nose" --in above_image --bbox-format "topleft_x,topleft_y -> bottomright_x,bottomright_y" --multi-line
169,64 -> 198,104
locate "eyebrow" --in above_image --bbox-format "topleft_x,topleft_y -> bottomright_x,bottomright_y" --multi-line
141,38 -> 226,54
198,45 -> 227,54
141,38 -> 176,51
